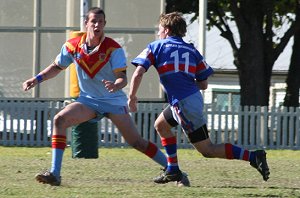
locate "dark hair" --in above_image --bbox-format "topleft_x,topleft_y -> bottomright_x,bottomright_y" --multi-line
85,7 -> 106,21
159,12 -> 186,37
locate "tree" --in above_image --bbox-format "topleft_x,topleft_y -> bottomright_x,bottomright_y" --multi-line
283,0 -> 300,107
166,0 -> 300,106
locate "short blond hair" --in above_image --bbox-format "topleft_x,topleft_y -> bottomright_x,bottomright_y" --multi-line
159,12 -> 187,37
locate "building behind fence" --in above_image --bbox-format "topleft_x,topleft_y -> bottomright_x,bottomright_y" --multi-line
0,99 -> 299,149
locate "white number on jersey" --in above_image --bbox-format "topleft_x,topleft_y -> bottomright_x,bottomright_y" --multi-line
170,50 -> 190,73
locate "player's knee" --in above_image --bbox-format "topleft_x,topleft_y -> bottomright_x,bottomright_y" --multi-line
53,114 -> 68,128
154,119 -> 164,132
187,124 -> 209,144
188,125 -> 214,158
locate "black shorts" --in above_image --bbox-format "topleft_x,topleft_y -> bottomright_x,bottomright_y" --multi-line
162,105 -> 178,127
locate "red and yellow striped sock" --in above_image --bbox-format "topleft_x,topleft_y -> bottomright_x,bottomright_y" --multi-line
50,135 -> 66,177
52,135 -> 67,150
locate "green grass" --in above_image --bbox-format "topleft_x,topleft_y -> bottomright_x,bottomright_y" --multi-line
0,146 -> 300,198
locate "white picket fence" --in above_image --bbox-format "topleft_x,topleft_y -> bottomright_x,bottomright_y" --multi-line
0,99 -> 299,149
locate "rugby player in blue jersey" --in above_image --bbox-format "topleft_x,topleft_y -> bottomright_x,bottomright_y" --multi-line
129,12 -> 270,184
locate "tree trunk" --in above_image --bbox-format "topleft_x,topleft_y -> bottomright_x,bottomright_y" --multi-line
235,1 -> 271,106
238,42 -> 270,106
283,2 -> 300,107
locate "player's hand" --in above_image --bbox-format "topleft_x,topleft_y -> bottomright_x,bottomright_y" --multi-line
23,78 -> 37,91
128,96 -> 138,112
86,26 -> 95,43
102,79 -> 118,93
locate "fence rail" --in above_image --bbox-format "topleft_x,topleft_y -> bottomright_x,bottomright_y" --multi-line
0,99 -> 299,149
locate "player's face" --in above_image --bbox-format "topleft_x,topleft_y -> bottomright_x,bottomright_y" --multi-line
157,24 -> 167,39
86,13 -> 106,38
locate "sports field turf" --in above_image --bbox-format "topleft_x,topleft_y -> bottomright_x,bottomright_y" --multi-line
0,147 -> 299,198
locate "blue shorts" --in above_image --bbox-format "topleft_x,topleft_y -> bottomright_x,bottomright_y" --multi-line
76,96 -> 128,123
169,92 -> 206,133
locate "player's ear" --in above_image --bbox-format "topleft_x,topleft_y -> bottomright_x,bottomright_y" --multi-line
165,27 -> 170,35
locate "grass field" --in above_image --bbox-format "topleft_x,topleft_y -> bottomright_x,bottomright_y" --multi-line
0,146 -> 300,198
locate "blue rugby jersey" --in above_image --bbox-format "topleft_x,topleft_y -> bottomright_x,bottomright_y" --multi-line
132,36 -> 213,104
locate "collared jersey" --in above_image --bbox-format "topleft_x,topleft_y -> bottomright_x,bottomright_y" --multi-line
131,36 -> 213,104
55,33 -> 128,105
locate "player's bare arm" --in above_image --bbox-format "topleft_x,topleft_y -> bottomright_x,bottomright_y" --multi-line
128,66 -> 146,112
195,79 -> 208,90
22,62 -> 64,91
102,70 -> 127,93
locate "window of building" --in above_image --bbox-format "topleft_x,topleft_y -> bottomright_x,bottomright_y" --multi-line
273,88 -> 286,107
212,89 -> 240,110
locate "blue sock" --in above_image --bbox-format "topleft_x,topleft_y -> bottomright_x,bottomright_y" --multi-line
162,137 -> 179,173
50,148 -> 64,178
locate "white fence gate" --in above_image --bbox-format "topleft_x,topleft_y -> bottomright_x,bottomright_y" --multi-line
0,99 -> 299,149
